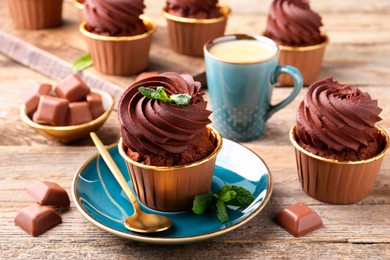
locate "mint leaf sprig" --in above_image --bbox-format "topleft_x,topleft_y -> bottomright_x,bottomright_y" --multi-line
192,185 -> 255,223
138,86 -> 192,106
71,53 -> 93,72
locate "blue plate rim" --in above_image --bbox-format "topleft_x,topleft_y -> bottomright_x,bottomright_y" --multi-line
71,139 -> 273,244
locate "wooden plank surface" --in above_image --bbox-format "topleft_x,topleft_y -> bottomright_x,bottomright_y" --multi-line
0,0 -> 390,259
1,54 -> 389,258
1,0 -> 390,92
0,0 -> 205,93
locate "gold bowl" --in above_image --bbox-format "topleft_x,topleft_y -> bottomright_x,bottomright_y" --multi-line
289,124 -> 389,204
118,125 -> 223,212
20,88 -> 114,144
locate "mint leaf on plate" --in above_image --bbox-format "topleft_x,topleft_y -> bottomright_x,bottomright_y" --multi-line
71,53 -> 93,72
219,190 -> 237,203
192,185 -> 254,223
225,186 -> 255,207
192,193 -> 213,215
216,200 -> 229,223
218,185 -> 232,196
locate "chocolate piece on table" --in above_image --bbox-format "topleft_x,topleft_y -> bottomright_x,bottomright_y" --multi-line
54,74 -> 90,102
86,92 -> 105,119
14,203 -> 62,237
33,95 -> 69,126
135,71 -> 159,82
275,202 -> 323,237
27,181 -> 70,208
24,84 -> 52,116
67,102 -> 93,126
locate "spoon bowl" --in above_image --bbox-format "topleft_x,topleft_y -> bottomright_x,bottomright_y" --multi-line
124,212 -> 172,233
90,132 -> 173,233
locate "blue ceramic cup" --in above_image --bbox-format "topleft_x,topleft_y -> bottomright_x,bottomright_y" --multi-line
204,34 -> 303,141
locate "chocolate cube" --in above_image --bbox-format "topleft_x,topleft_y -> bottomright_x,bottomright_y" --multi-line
24,84 -> 52,116
27,181 -> 70,208
33,95 -> 69,126
68,102 -> 93,126
275,203 -> 323,237
86,93 -> 105,119
14,203 -> 62,237
54,74 -> 90,102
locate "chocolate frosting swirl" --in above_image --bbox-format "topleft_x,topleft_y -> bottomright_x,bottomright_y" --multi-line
166,0 -> 222,19
264,0 -> 323,46
83,0 -> 147,36
118,72 -> 212,156
295,77 -> 382,157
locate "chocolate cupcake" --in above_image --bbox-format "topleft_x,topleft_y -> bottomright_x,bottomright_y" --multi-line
290,77 -> 389,204
117,72 -> 222,211
8,0 -> 63,29
264,0 -> 328,85
80,0 -> 156,75
163,0 -> 230,56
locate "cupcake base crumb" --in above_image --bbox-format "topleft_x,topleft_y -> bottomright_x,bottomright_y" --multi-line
297,131 -> 385,161
125,133 -> 215,166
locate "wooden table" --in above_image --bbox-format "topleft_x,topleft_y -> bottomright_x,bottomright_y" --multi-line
1,0 -> 389,258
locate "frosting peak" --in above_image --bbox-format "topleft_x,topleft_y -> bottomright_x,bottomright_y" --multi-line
295,77 -> 383,160
166,0 -> 222,19
118,72 -> 212,157
264,0 -> 323,46
83,0 -> 147,36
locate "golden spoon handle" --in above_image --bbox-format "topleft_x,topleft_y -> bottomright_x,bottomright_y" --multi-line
90,132 -> 140,212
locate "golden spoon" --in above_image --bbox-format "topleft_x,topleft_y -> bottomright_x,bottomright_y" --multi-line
90,132 -> 173,233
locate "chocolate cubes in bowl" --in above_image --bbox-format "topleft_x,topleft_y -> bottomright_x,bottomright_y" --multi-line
20,74 -> 114,143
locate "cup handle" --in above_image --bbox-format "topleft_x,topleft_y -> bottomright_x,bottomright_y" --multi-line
267,65 -> 303,119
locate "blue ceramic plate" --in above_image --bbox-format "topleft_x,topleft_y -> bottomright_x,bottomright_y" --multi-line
71,138 -> 273,244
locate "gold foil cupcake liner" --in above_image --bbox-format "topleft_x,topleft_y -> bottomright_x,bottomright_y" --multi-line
290,125 -> 389,204
163,6 -> 230,56
118,125 -> 223,212
79,16 -> 156,76
8,0 -> 63,29
278,34 -> 329,85
73,0 -> 85,22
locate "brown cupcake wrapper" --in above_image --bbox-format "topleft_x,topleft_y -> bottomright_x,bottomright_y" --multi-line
80,17 -> 156,76
8,0 -> 63,29
163,6 -> 230,56
278,34 -> 329,86
118,125 -> 223,212
73,0 -> 85,22
290,125 -> 389,204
